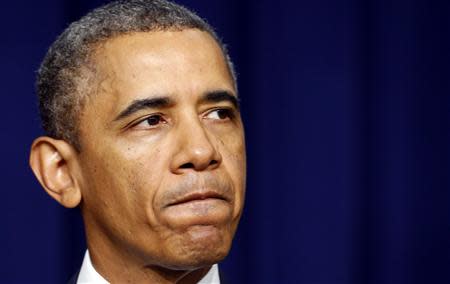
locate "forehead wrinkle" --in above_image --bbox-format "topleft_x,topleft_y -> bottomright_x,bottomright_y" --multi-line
102,31 -> 226,79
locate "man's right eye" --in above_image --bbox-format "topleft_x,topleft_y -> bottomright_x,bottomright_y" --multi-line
131,114 -> 167,129
145,115 -> 163,126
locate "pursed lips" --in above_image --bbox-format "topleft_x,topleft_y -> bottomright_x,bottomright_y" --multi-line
166,191 -> 229,207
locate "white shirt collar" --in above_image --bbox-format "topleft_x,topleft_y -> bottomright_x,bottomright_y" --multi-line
77,250 -> 221,284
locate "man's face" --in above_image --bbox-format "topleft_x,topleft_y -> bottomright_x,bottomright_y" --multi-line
76,29 -> 246,269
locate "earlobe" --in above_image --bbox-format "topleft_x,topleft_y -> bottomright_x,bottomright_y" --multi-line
29,137 -> 82,208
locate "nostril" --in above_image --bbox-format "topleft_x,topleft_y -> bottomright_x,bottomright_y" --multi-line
180,162 -> 194,169
179,160 -> 218,170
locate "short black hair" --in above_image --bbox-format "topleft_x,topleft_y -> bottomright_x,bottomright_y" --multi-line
36,0 -> 236,150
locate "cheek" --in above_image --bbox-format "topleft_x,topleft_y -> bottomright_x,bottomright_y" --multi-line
219,132 -> 246,215
80,155 -> 134,218
118,145 -> 171,225
224,127 -> 246,173
80,144 -> 165,223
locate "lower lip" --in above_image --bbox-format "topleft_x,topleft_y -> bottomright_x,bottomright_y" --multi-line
162,198 -> 231,226
172,197 -> 226,206
170,198 -> 228,212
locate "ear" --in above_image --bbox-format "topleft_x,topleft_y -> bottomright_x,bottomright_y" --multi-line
29,137 -> 82,208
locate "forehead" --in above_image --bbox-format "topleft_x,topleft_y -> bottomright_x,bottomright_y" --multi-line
91,29 -> 235,107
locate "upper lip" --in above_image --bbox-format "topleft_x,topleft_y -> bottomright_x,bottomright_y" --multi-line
167,191 -> 228,206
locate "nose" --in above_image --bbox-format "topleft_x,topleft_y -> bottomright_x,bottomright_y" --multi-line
170,118 -> 222,174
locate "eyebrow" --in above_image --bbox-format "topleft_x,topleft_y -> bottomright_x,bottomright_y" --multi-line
114,96 -> 173,121
113,90 -> 239,122
200,90 -> 240,110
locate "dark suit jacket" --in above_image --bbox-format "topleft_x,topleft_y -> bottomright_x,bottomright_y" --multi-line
67,271 -> 79,284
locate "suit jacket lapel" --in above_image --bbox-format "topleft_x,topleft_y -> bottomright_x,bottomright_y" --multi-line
67,270 -> 80,284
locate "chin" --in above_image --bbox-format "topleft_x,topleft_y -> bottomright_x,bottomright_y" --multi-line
163,225 -> 232,270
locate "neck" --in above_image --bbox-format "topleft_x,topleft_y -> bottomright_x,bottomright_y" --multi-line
83,225 -> 212,283
87,244 -> 212,283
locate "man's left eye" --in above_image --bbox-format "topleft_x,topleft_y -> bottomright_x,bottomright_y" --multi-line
205,109 -> 233,120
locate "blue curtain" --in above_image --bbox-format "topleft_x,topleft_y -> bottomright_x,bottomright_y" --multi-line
2,0 -> 449,283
